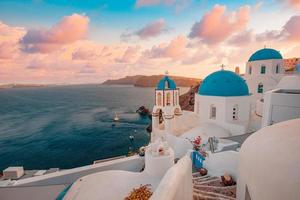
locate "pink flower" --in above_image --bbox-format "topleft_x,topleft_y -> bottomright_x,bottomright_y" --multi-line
193,136 -> 202,145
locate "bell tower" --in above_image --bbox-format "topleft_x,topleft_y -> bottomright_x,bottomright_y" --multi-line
152,72 -> 182,141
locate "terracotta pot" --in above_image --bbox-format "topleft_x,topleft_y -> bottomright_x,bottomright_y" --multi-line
199,168 -> 208,176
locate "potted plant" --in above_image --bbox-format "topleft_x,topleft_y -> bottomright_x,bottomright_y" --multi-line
190,136 -> 208,157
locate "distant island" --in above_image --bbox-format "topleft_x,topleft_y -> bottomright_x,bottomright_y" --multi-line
0,84 -> 50,89
102,75 -> 201,87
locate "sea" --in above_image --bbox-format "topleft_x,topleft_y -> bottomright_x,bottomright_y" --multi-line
0,85 -> 188,171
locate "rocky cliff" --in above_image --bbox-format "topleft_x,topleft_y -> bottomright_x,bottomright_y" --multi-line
102,75 -> 144,85
179,83 -> 201,111
102,75 -> 200,88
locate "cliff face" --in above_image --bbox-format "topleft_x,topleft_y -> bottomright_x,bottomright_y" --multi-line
102,75 -> 144,85
134,75 -> 200,87
179,83 -> 201,111
102,75 -> 200,88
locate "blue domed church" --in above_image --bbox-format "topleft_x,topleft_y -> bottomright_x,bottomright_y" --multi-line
195,69 -> 251,135
244,48 -> 284,101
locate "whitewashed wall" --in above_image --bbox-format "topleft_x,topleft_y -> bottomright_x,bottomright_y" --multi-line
151,154 -> 193,200
262,89 -> 300,127
244,59 -> 284,99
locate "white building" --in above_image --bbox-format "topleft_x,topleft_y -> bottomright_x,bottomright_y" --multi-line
261,71 -> 300,127
194,69 -> 251,135
1,48 -> 300,200
244,48 -> 284,102
237,118 -> 300,200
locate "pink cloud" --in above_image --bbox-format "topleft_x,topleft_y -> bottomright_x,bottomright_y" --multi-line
122,18 -> 170,40
0,21 -> 25,59
255,30 -> 282,42
21,13 -> 89,53
189,5 -> 250,44
283,0 -> 300,9
115,46 -> 141,63
282,15 -> 300,41
253,15 -> 300,43
228,30 -> 254,45
0,42 -> 17,59
143,35 -> 187,60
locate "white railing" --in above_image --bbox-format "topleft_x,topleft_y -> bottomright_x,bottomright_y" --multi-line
151,153 -> 193,200
14,155 -> 144,187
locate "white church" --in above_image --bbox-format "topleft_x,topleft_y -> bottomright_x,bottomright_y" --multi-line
1,48 -> 300,200
152,47 -> 300,142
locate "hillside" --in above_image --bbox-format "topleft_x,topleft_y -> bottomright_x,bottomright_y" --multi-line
102,75 -> 201,88
101,75 -> 144,85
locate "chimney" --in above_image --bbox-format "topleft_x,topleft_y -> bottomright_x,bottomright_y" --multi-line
235,66 -> 240,75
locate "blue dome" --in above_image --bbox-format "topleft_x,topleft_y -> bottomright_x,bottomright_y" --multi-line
249,48 -> 283,62
157,76 -> 177,90
199,70 -> 249,97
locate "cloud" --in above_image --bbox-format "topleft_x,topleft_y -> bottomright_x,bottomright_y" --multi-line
143,35 -> 187,60
135,0 -> 177,8
0,21 -> 25,59
0,42 -> 17,59
228,30 -> 254,45
253,15 -> 300,43
281,15 -> 300,41
256,30 -> 282,42
135,0 -> 191,12
188,4 -> 250,44
282,0 -> 300,9
121,18 -> 170,40
21,13 -> 89,53
72,42 -> 103,60
115,46 -> 141,63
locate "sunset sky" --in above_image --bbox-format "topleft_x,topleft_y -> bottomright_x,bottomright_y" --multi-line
0,0 -> 300,84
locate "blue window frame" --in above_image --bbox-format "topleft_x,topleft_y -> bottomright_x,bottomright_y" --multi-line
258,83 -> 263,93
276,65 -> 280,74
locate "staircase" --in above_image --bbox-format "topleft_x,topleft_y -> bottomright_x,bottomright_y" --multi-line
192,172 -> 236,200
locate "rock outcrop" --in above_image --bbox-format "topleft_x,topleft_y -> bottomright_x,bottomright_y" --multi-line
102,75 -> 144,85
102,75 -> 200,88
179,83 -> 201,111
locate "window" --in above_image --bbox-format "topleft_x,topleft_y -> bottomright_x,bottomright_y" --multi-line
260,66 -> 266,74
157,93 -> 162,106
257,83 -> 263,93
166,93 -> 171,105
165,81 -> 169,89
233,105 -> 238,120
210,105 -> 216,119
249,66 -> 252,74
276,65 -> 280,74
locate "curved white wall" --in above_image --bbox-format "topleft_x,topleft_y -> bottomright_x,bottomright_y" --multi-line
237,119 -> 300,200
151,154 -> 193,200
166,134 -> 192,159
